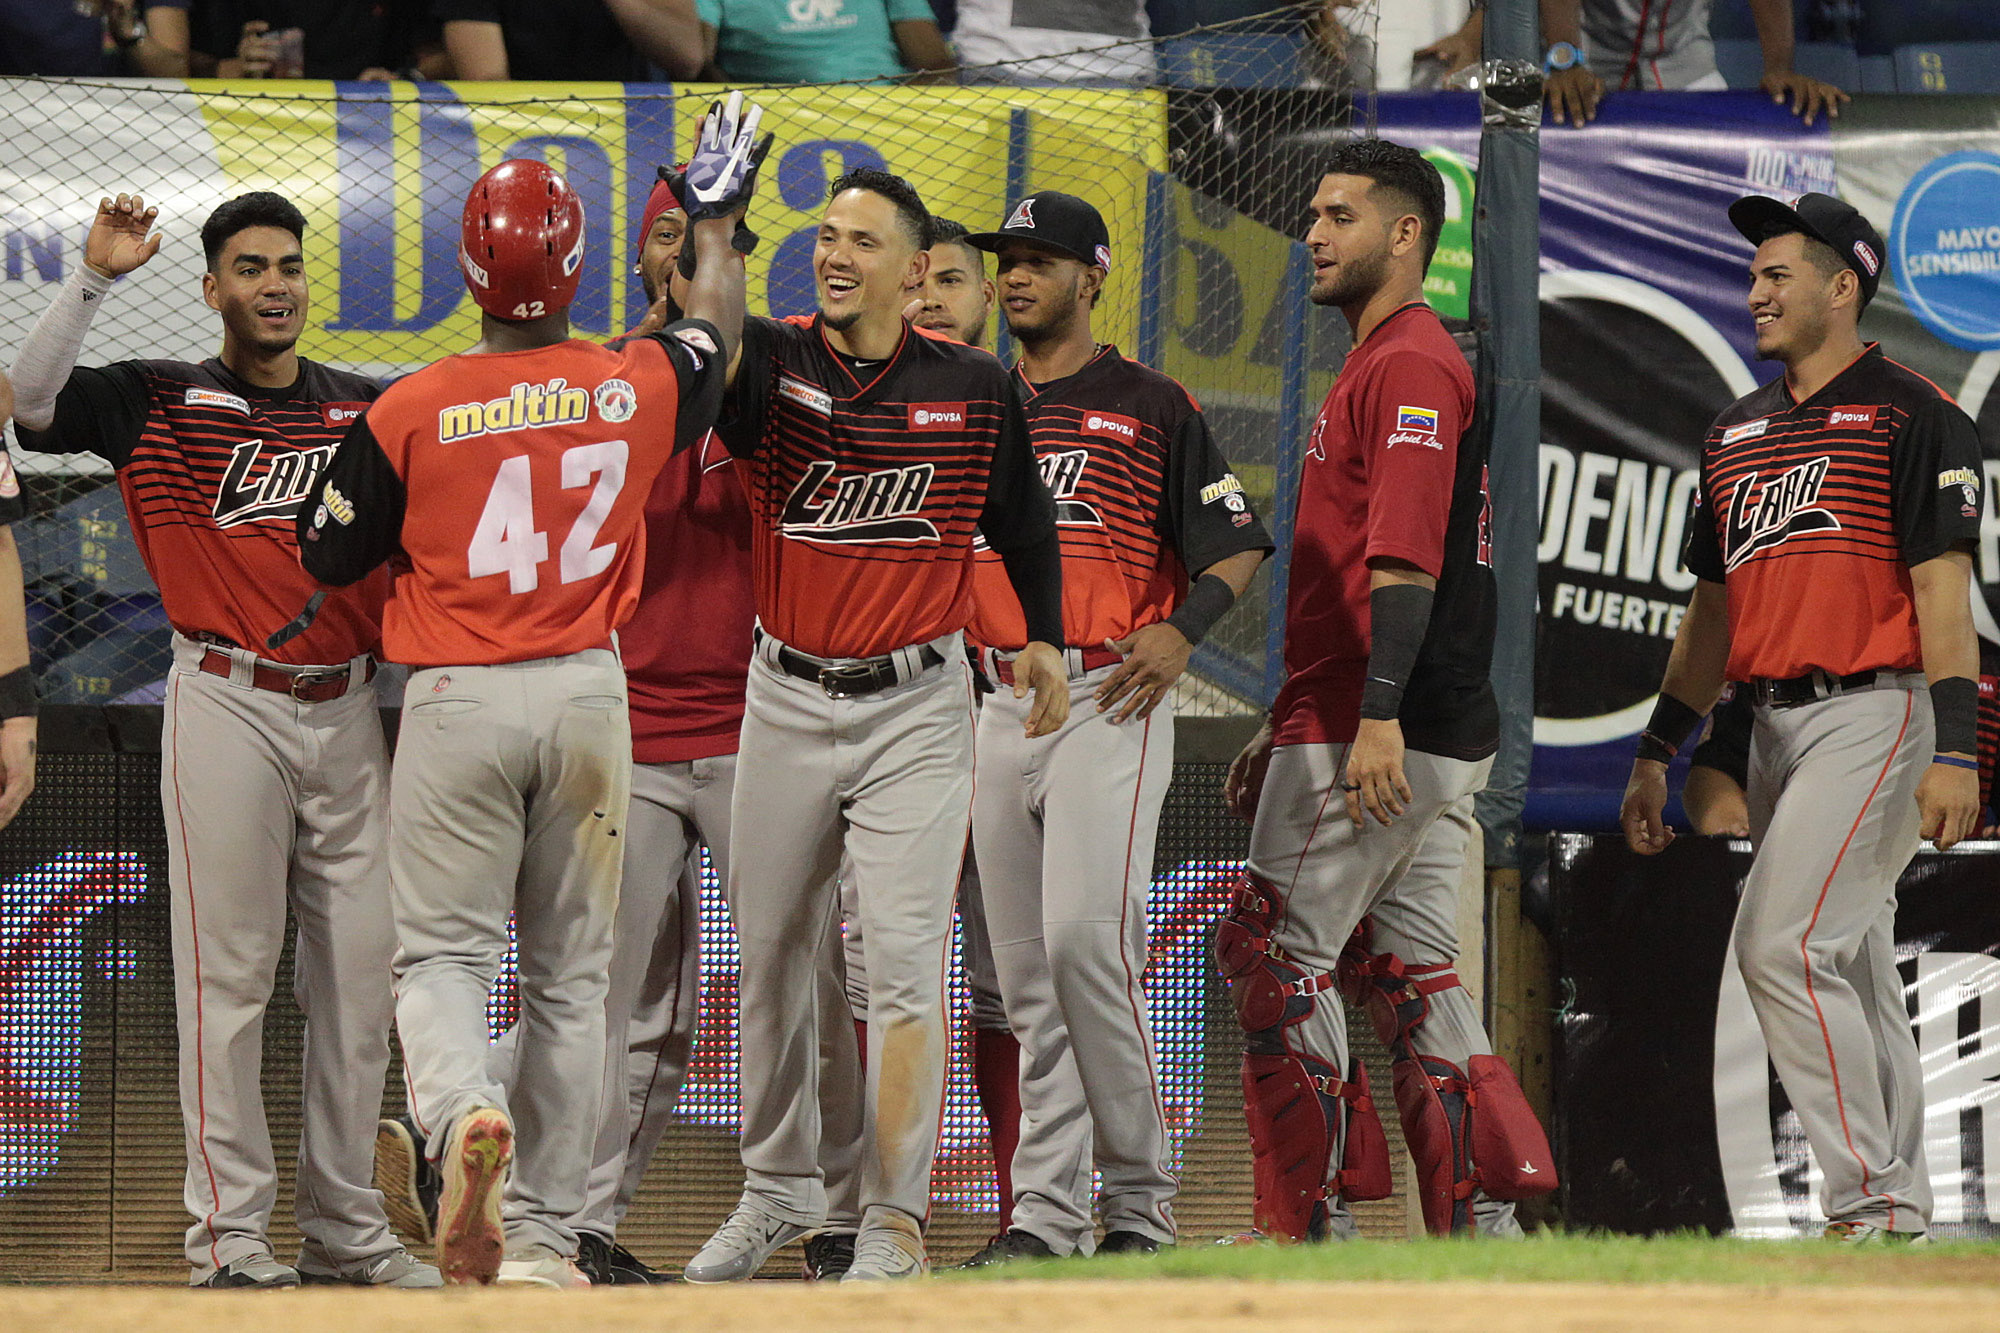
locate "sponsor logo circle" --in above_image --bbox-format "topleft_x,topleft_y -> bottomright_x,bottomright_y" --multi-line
1890,150 -> 2000,351
595,378 -> 638,423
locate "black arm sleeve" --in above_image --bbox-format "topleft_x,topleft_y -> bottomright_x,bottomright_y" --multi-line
13,363 -> 150,469
1681,477 -> 1725,583
980,383 -> 1063,647
714,316 -> 776,460
1890,396 -> 1984,567
641,317 -> 730,454
1160,410 -> 1273,573
297,415 -> 406,586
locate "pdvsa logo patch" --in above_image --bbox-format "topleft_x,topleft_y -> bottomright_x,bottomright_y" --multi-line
323,402 -> 367,428
1082,411 -> 1139,443
908,404 -> 966,429
1826,405 -> 1878,429
595,378 -> 637,424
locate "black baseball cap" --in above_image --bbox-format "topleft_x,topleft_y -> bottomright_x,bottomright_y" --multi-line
965,191 -> 1111,271
1728,191 -> 1886,307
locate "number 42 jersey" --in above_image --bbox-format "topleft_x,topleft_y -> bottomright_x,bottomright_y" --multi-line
299,321 -> 725,667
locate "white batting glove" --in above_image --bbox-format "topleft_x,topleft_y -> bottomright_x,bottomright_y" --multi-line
684,91 -> 773,221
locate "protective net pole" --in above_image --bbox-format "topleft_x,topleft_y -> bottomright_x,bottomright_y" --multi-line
1471,0 -> 1543,870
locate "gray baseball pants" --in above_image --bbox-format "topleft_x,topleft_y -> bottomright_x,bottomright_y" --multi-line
1740,678 -> 1933,1234
162,633 -> 399,1283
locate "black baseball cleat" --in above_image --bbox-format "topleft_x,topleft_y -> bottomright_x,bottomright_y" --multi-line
1098,1230 -> 1170,1256
374,1114 -> 440,1247
577,1231 -> 672,1284
802,1230 -> 857,1281
198,1255 -> 301,1289
958,1228 -> 1058,1268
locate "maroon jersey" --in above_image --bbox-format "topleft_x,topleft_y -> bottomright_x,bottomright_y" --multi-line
966,346 -> 1271,651
623,430 -> 754,763
1273,303 -> 1496,759
18,357 -> 387,665
1682,345 -> 1983,682
719,314 -> 1058,659
1980,641 -> 1999,825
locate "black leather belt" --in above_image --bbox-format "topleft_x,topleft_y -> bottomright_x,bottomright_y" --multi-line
765,637 -> 946,699
1748,668 -> 1889,709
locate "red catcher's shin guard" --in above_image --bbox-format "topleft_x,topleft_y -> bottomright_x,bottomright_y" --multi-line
972,1027 -> 1022,1226
1242,1051 -> 1337,1241
1393,1054 -> 1477,1236
1466,1055 -> 1557,1199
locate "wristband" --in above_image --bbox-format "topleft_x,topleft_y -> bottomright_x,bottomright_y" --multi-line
1637,691 -> 1703,760
0,666 -> 37,720
1933,753 -> 1979,771
1164,573 -> 1237,647
1931,676 -> 1978,757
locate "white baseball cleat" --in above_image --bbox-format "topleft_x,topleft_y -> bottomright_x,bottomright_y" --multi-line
496,1244 -> 592,1289
841,1222 -> 929,1281
684,1196 -> 811,1283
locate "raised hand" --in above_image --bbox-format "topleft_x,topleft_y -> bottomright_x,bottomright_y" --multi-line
683,91 -> 774,222
84,194 -> 162,279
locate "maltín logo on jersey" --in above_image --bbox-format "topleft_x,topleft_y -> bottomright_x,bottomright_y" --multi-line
214,439 -> 334,528
1081,412 -> 1139,444
1722,456 -> 1842,570
1387,405 -> 1442,449
780,460 -> 940,544
1826,405 -> 1879,430
908,403 -> 966,430
438,378 -> 591,444
1039,449 -> 1103,527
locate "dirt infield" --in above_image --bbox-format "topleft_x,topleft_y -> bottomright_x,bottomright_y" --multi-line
6,1280 -> 2000,1333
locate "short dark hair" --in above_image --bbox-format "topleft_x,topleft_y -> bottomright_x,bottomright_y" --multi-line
1754,224 -> 1851,286
1321,138 -> 1445,274
828,167 -> 931,250
201,191 -> 307,271
928,216 -> 985,268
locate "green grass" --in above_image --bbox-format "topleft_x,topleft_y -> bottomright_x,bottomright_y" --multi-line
941,1233 -> 2000,1288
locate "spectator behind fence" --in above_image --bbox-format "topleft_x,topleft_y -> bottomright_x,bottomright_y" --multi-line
1542,0 -> 1849,125
1319,0 -> 1478,91
952,0 -> 1148,84
698,0 -> 952,83
438,0 -> 702,80
0,0 -> 189,76
188,0 -> 449,79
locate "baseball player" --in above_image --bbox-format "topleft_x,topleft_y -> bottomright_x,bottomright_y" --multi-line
0,372 -> 36,832
955,191 -> 1271,1263
1219,140 -> 1555,1242
8,191 -> 434,1288
299,103 -> 762,1286
684,166 -> 1067,1284
1621,191 -> 1985,1242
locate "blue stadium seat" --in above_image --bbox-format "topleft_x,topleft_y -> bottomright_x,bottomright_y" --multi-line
1158,32 -> 1309,88
1893,43 -> 2000,93
1858,0 -> 2000,54
1713,38 -> 1859,89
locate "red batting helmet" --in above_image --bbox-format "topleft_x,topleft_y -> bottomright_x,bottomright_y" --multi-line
460,158 -> 586,320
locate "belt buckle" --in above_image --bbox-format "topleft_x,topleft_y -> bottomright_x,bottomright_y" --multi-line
818,665 -> 874,700
290,669 -> 342,700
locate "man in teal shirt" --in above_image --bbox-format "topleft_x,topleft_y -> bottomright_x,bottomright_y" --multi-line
698,0 -> 953,82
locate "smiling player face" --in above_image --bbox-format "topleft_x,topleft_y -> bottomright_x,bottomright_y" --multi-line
815,188 -> 926,333
1747,231 -> 1848,365
203,224 -> 309,355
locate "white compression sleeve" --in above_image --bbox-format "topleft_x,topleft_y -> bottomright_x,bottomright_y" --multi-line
11,264 -> 114,432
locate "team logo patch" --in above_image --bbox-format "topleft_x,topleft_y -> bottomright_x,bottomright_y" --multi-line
594,378 -> 638,424
322,402 -> 367,428
1852,239 -> 1880,275
777,375 -> 833,417
1081,411 -> 1139,443
780,460 -> 940,544
439,378 -> 591,444
674,326 -> 719,356
561,232 -> 585,277
1094,244 -> 1112,270
1387,404 -> 1443,449
1940,466 -> 1982,516
1200,474 -> 1244,505
1826,405 -> 1878,429
185,387 -> 251,415
215,439 -> 335,528
318,482 -> 355,526
908,403 -> 966,430
0,452 -> 18,501
1005,199 -> 1035,230
1039,449 -> 1103,528
460,246 -> 490,290
1720,418 -> 1770,446
1722,456 -> 1842,571
432,674 -> 451,693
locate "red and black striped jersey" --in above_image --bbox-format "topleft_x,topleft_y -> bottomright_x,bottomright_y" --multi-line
1683,344 -> 1984,682
719,314 -> 1059,659
16,356 -> 387,665
966,345 -> 1271,651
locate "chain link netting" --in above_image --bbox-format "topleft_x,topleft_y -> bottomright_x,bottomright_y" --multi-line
0,1 -> 1377,714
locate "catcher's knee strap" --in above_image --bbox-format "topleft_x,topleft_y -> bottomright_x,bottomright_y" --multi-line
1217,875 -> 1334,1037
1337,928 -> 1463,1051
